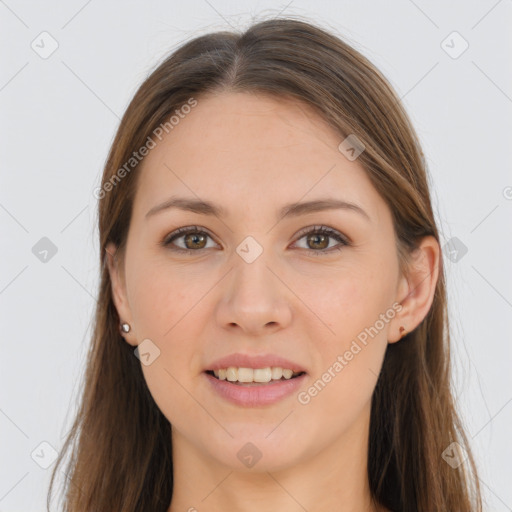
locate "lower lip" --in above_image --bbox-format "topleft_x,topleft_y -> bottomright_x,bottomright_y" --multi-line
204,372 -> 307,407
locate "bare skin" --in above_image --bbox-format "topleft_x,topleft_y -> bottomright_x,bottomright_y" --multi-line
107,91 -> 439,512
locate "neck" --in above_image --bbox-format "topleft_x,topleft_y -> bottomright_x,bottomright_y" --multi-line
168,402 -> 380,512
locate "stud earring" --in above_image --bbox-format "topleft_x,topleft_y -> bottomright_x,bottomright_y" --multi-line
120,322 -> 131,334
399,326 -> 407,338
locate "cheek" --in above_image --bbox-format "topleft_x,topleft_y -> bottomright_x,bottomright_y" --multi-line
297,276 -> 390,440
297,352 -> 379,450
127,259 -> 195,339
131,265 -> 202,427
126,262 -> 202,406
300,264 -> 393,399
301,263 -> 392,342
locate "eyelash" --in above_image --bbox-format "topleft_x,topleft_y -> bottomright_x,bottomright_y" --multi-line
161,225 -> 350,256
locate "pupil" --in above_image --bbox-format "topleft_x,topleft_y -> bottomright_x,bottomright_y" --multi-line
186,233 -> 206,249
309,234 -> 328,249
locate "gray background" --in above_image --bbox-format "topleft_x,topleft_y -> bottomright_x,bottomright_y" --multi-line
1,0 -> 511,510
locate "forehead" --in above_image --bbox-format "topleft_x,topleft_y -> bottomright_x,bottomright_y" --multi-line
132,91 -> 386,223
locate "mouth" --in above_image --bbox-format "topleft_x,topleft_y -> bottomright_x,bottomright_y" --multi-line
203,354 -> 308,406
203,366 -> 307,406
205,367 -> 306,386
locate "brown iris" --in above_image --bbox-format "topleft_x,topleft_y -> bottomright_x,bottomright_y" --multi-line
307,233 -> 329,250
184,232 -> 208,250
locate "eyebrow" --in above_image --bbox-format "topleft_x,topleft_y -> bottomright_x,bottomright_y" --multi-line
145,196 -> 371,222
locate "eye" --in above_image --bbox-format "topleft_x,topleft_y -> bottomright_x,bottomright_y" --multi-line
162,226 -> 218,253
161,225 -> 349,255
292,225 -> 349,255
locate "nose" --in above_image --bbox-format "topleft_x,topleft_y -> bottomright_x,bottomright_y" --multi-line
215,253 -> 293,336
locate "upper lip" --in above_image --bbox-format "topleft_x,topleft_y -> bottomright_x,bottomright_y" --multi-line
205,353 -> 307,373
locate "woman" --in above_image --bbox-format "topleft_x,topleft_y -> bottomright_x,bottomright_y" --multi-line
48,17 -> 482,512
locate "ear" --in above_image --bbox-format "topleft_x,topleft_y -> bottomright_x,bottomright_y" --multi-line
105,242 -> 137,346
388,235 -> 440,343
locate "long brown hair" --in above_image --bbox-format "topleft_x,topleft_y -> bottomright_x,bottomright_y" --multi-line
47,16 -> 482,511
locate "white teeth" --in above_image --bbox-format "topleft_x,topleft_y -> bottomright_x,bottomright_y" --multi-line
237,367 -> 254,382
271,367 -> 283,380
226,367 -> 237,382
253,367 -> 272,383
282,369 -> 293,379
211,366 -> 302,383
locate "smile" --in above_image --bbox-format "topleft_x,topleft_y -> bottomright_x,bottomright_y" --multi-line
204,368 -> 307,407
208,366 -> 305,384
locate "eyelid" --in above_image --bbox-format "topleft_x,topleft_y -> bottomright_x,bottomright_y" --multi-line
292,224 -> 350,245
162,224 -> 350,254
162,225 -> 218,248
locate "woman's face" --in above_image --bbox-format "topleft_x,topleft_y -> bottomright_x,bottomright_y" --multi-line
108,91 -> 410,471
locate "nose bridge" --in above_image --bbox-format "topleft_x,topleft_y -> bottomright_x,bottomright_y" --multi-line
230,244 -> 277,308
217,241 -> 292,332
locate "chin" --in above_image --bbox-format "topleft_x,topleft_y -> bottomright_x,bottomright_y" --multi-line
199,429 -> 308,473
